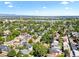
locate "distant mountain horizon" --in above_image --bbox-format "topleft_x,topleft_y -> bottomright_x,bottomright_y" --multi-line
0,14 -> 79,16
0,14 -> 79,20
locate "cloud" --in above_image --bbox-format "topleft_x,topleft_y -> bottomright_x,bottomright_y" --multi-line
8,5 -> 13,8
65,7 -> 69,10
4,1 -> 13,8
4,2 -> 11,5
61,1 -> 70,5
65,7 -> 72,10
70,1 -> 74,3
42,6 -> 46,9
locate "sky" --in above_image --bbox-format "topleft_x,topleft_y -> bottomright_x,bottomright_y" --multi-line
0,1 -> 79,16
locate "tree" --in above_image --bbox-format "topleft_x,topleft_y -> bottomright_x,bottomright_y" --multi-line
41,33 -> 52,44
0,36 -> 5,42
64,49 -> 70,57
6,35 -> 15,41
33,43 -> 48,57
16,51 -> 22,57
28,39 -> 33,44
7,49 -> 16,57
11,30 -> 20,37
0,49 -> 2,54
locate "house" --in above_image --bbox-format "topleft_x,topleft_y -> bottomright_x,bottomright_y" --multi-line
63,42 -> 70,50
3,33 -> 33,55
49,47 -> 62,57
75,44 -> 79,49
51,40 -> 59,47
71,43 -> 77,50
19,33 -> 32,42
0,45 -> 10,56
63,29 -> 68,35
73,50 -> 79,57
3,30 -> 11,36
49,40 -> 62,57
0,45 -> 10,52
3,19 -> 8,24
20,43 -> 33,55
20,49 -> 30,55
26,43 -> 33,51
62,35 -> 69,43
54,32 -> 60,41
71,32 -> 79,38
4,33 -> 33,47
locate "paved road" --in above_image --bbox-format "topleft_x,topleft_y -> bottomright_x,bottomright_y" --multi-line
69,38 -> 79,57
67,36 -> 76,57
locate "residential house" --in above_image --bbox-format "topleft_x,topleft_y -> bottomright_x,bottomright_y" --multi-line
0,45 -> 10,56
49,40 -> 62,57
20,43 -> 33,55
71,32 -> 79,38
3,30 -> 11,36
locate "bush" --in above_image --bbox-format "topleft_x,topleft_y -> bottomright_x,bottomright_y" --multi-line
28,39 -> 33,44
57,53 -> 64,57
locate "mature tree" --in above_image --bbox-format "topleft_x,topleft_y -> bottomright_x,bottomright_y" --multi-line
0,36 -> 5,42
16,51 -> 22,57
64,49 -> 70,57
7,49 -> 16,57
11,30 -> 20,37
6,35 -> 15,41
0,49 -> 2,54
33,43 -> 48,57
41,32 -> 52,44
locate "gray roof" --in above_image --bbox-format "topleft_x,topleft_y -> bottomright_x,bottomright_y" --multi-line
19,43 -> 33,55
20,49 -> 30,55
0,45 -> 10,52
72,32 -> 79,37
50,47 -> 61,53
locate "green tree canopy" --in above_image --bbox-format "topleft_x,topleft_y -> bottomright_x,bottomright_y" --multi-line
33,43 -> 48,57
7,49 -> 16,57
